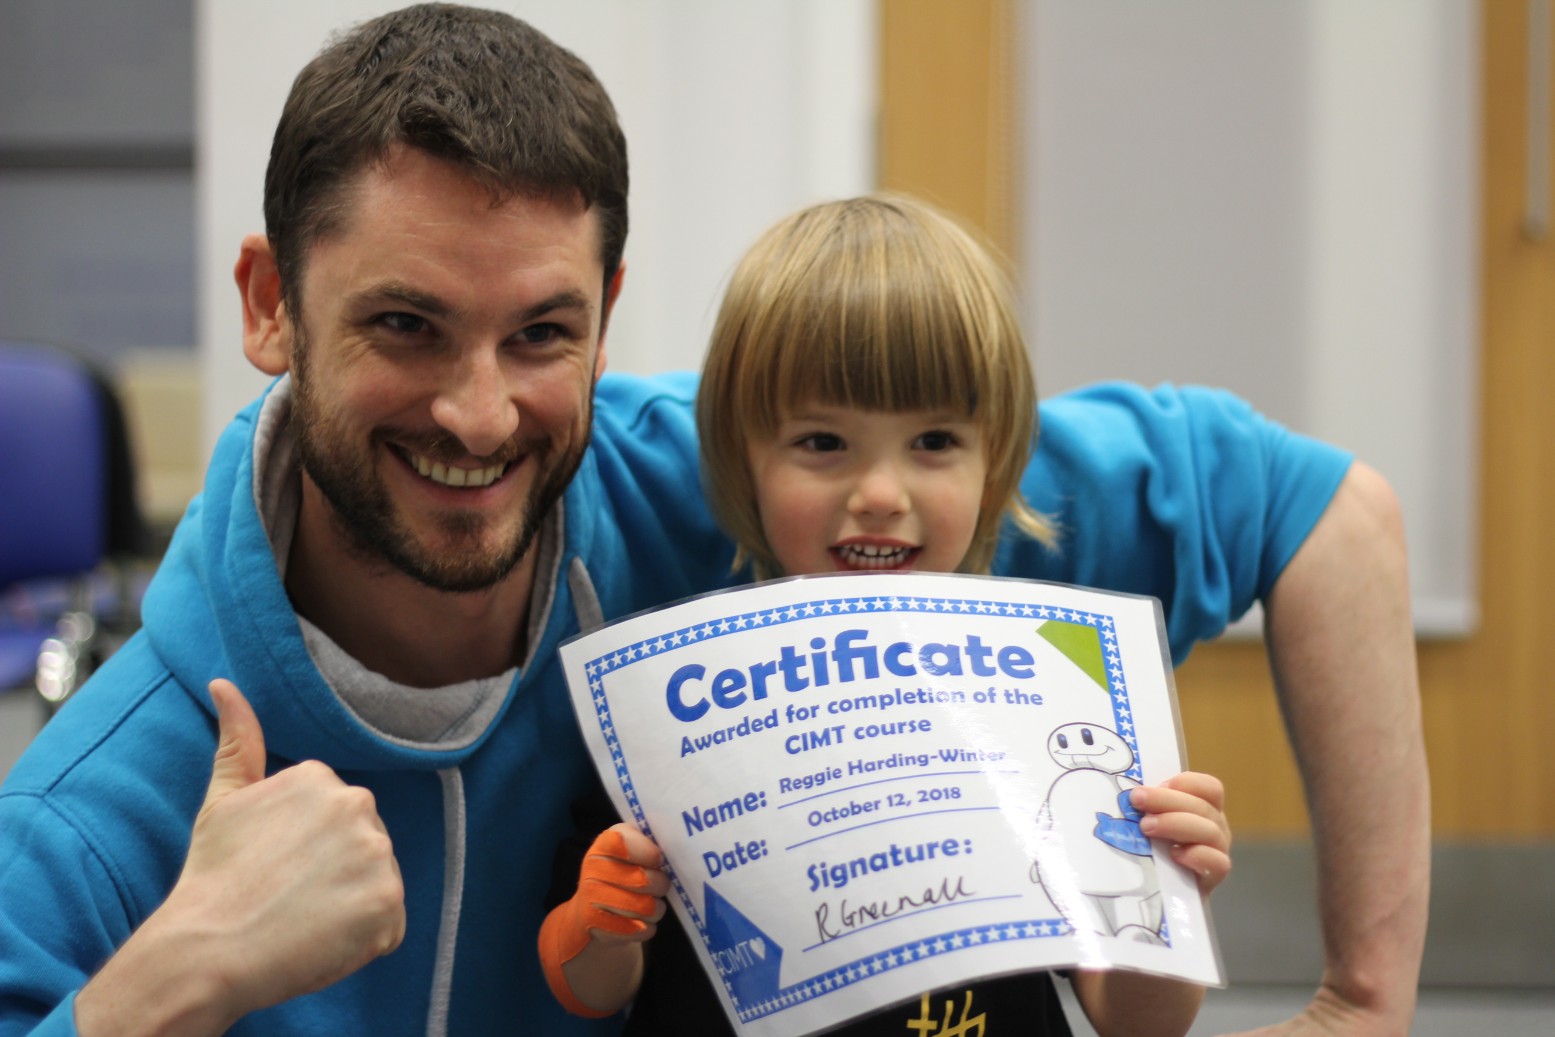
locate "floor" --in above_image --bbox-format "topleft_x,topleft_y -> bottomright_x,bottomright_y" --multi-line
1058,981 -> 1555,1035
0,688 -> 45,783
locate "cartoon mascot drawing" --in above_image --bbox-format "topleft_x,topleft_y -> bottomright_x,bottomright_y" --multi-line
1030,722 -> 1164,944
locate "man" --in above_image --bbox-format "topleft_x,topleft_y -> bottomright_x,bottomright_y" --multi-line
0,6 -> 1425,1036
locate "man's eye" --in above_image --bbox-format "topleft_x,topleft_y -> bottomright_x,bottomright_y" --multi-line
915,430 -> 957,451
798,433 -> 844,453
379,312 -> 428,334
519,322 -> 565,345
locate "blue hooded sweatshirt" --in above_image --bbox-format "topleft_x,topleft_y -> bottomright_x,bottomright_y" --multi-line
0,372 -> 1347,1036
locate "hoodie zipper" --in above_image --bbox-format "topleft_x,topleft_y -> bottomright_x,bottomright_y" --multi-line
421,558 -> 604,1033
425,766 -> 467,1037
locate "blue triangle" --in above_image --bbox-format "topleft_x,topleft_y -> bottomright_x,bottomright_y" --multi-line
703,882 -> 784,1007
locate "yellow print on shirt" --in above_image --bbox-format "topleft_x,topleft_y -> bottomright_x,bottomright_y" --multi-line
905,989 -> 985,1036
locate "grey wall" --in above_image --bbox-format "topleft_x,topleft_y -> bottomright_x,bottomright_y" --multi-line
1022,0 -> 1479,637
0,0 -> 195,365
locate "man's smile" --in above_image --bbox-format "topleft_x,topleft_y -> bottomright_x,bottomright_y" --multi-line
403,448 -> 511,489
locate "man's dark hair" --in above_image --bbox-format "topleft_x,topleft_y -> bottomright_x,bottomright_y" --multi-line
264,3 -> 628,310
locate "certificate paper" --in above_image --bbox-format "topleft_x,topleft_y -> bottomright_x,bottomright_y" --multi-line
560,572 -> 1223,1036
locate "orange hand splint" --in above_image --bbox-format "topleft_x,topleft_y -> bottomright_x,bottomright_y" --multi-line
539,827 -> 663,1017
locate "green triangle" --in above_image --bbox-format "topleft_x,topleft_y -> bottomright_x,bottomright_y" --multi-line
1037,620 -> 1109,690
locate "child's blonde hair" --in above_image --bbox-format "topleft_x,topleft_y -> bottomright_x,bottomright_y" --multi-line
697,193 -> 1056,580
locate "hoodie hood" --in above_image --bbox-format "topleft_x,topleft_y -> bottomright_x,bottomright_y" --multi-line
138,371 -> 741,775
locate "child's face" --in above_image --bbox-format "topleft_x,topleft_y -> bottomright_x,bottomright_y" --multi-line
746,405 -> 987,576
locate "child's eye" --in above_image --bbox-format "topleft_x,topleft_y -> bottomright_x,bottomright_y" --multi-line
797,432 -> 845,453
914,429 -> 959,451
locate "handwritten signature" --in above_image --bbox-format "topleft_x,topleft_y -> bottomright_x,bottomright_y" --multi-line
814,874 -> 976,942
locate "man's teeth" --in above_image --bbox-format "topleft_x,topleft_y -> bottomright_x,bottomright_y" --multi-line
410,453 -> 508,488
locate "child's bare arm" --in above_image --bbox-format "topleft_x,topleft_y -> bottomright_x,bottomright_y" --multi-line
1072,969 -> 1206,1037
1072,771 -> 1231,1036
538,822 -> 668,1017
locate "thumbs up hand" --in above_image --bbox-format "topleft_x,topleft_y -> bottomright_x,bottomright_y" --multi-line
186,679 -> 407,1014
77,680 -> 407,1035
202,676 -> 269,802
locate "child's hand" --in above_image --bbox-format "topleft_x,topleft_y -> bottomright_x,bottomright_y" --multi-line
538,822 -> 669,1016
1129,771 -> 1231,894
560,823 -> 669,946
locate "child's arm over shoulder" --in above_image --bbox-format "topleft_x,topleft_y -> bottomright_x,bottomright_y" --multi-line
1258,460 -> 1428,1033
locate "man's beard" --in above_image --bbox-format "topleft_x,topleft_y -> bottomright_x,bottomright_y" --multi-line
288,336 -> 590,593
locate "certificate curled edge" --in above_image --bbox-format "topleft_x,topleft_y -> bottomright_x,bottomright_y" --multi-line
560,572 -> 1226,1037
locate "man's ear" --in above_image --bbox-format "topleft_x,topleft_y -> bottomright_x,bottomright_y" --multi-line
235,234 -> 293,376
594,263 -> 625,383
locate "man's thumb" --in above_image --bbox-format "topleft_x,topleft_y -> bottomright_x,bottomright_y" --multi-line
205,678 -> 267,805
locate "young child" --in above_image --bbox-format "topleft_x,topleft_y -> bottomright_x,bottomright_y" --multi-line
540,195 -> 1232,1036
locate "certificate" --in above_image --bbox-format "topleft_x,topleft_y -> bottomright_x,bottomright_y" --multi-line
560,572 -> 1223,1036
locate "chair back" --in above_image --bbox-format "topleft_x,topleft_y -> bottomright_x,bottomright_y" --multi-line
0,342 -> 110,586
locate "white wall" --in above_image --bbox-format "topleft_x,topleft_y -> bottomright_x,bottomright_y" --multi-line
196,0 -> 875,451
1024,0 -> 1479,635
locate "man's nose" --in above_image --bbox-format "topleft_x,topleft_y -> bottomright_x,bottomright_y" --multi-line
848,459 -> 910,518
429,347 -> 519,458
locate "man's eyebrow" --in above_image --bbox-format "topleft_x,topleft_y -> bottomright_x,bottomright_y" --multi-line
350,281 -> 453,318
517,289 -> 594,324
346,283 -> 594,324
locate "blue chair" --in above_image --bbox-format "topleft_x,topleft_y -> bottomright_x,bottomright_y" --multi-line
0,341 -> 148,708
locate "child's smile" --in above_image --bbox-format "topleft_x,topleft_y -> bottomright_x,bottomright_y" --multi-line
831,539 -> 920,571
747,406 -> 988,577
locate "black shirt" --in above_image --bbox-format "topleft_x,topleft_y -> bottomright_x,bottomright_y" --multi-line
551,788 -> 1076,1036
623,906 -> 1075,1036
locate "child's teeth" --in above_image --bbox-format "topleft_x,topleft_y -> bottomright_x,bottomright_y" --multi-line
842,545 -> 908,565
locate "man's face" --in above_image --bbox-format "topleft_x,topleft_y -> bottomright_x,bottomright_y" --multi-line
285,146 -> 611,592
